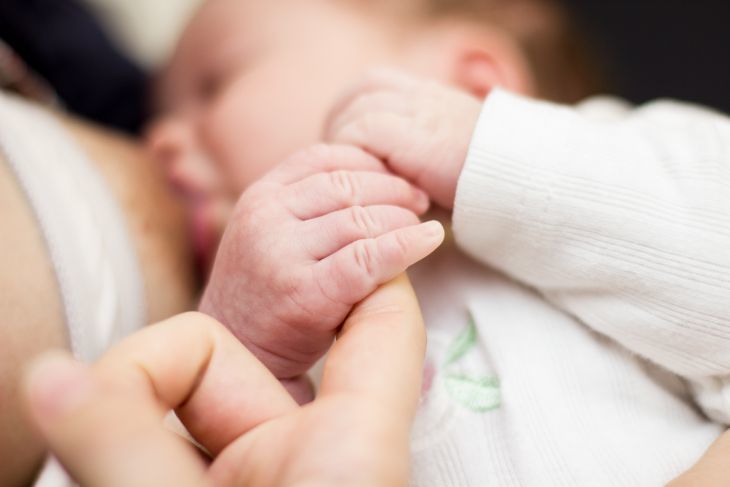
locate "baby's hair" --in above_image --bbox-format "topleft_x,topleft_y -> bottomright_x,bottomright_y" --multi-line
352,0 -> 605,102
422,0 -> 604,102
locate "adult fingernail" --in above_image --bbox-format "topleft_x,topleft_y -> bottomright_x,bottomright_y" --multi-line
26,352 -> 93,422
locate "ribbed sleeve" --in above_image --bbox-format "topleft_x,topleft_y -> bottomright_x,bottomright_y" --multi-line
453,89 -> 730,423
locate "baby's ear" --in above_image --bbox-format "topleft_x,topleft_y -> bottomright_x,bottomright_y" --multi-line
440,25 -> 536,99
452,49 -> 503,99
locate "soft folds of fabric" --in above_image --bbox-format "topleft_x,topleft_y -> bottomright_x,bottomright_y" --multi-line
0,92 -> 146,365
454,89 -> 730,423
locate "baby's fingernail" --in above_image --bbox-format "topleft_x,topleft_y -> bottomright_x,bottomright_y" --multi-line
416,190 -> 430,210
421,220 -> 445,240
26,352 -> 93,422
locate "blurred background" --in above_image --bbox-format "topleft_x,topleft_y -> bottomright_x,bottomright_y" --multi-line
1,0 -> 729,133
563,0 -> 730,113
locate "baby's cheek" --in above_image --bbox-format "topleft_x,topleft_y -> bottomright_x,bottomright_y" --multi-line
198,88 -> 282,193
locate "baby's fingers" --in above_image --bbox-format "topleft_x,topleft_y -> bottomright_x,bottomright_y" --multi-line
285,170 -> 429,220
314,221 -> 445,305
325,69 -> 417,136
328,112 -> 414,173
263,144 -> 387,185
302,205 -> 421,260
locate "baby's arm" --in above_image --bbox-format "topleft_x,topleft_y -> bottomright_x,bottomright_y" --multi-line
452,92 -> 730,423
327,72 -> 730,423
199,144 -> 444,403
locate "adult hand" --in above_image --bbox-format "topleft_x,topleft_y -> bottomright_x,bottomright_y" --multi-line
24,275 -> 425,486
325,69 -> 483,209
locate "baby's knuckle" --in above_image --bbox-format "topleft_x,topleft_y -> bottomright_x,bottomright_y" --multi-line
343,114 -> 377,144
364,67 -> 400,87
349,205 -> 377,236
352,239 -> 379,279
337,120 -> 363,144
275,265 -> 304,295
239,184 -> 280,214
359,113 -> 379,136
330,170 -> 359,205
392,230 -> 411,258
241,203 -> 274,234
349,92 -> 377,114
384,176 -> 409,198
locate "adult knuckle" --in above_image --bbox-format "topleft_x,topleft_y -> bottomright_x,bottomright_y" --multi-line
351,302 -> 410,324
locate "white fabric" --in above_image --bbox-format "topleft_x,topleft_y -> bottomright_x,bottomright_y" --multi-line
0,92 -> 146,486
0,92 -> 145,362
408,90 -> 730,486
81,0 -> 202,67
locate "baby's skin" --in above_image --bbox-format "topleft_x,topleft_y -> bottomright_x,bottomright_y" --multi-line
201,71 -> 480,401
326,70 -> 483,208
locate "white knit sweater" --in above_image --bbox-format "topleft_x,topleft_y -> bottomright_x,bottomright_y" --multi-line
407,90 -> 730,486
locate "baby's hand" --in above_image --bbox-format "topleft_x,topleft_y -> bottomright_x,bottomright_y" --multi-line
199,144 -> 444,403
325,70 -> 483,209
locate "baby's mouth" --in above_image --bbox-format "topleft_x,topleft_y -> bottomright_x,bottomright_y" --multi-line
189,198 -> 229,277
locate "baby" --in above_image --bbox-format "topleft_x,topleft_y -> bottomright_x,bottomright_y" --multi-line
150,0 -> 730,485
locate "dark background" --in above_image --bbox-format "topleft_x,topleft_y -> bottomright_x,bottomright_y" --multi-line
2,0 -> 728,131
563,0 -> 730,113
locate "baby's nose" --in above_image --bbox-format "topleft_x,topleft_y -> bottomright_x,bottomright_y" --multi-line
146,117 -> 193,170
146,118 -> 222,200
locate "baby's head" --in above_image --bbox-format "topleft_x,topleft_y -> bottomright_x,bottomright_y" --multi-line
149,0 -> 598,264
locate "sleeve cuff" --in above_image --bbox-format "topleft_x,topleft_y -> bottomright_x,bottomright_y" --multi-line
452,89 -> 604,267
453,89 -> 615,270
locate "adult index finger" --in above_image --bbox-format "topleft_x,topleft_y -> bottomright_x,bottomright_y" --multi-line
319,274 -> 427,425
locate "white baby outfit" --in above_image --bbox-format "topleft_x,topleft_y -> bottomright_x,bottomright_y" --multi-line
408,90 -> 730,486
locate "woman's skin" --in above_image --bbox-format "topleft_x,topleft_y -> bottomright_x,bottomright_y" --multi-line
0,134 -> 66,487
24,276 -> 425,486
0,106 -> 197,486
670,432 -> 730,486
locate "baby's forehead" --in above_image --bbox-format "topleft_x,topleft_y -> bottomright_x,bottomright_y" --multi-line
182,0 -> 246,49
188,0 -> 278,32
159,1 -> 250,97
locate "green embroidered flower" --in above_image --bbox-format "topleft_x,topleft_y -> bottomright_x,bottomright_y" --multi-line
443,374 -> 501,413
441,316 -> 501,413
